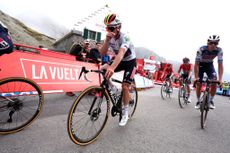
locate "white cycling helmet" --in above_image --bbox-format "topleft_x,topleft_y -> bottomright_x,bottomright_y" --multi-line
208,35 -> 220,42
104,14 -> 121,27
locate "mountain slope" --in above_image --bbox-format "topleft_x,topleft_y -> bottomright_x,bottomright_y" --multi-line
135,47 -> 165,61
0,10 -> 55,48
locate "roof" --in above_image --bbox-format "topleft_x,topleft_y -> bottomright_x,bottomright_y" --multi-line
53,29 -> 83,46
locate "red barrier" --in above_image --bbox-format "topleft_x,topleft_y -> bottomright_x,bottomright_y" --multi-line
0,45 -> 100,93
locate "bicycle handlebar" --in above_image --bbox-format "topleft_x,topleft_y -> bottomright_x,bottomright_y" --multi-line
78,67 -> 124,86
194,79 -> 220,85
78,66 -> 105,80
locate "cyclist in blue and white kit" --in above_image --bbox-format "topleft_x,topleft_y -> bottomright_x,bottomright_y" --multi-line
194,35 -> 223,109
0,21 -> 14,56
100,14 -> 136,126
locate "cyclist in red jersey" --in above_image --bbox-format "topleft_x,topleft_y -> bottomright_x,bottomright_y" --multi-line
161,63 -> 174,92
178,57 -> 193,103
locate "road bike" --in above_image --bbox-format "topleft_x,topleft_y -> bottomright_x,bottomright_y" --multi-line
161,77 -> 173,100
67,67 -> 138,145
0,77 -> 44,134
178,78 -> 189,108
195,78 -> 220,129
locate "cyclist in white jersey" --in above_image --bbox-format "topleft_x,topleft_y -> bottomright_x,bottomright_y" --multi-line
100,14 -> 136,126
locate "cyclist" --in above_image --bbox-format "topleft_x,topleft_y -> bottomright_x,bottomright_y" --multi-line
0,21 -> 14,56
161,63 -> 174,93
100,14 -> 136,126
178,57 -> 193,103
194,35 -> 223,109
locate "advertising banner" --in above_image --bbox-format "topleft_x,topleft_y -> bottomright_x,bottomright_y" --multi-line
0,50 -> 100,93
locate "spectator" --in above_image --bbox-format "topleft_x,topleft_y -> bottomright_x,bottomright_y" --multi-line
69,43 -> 82,59
87,42 -> 102,64
222,81 -> 229,96
81,39 -> 91,61
66,39 -> 91,97
69,39 -> 90,61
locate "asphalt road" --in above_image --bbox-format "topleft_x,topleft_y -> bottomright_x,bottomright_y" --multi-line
1,85 -> 230,153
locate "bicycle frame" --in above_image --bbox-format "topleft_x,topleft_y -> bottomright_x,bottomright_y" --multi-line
79,67 -> 123,116
196,78 -> 220,129
200,79 -> 219,97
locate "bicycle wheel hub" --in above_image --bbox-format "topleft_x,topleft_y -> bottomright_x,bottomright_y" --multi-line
90,108 -> 101,121
7,98 -> 23,111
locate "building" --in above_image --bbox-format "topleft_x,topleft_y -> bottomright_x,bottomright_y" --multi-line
52,28 -> 101,53
52,29 -> 83,53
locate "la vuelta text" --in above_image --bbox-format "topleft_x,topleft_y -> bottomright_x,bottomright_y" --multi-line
31,64 -> 82,80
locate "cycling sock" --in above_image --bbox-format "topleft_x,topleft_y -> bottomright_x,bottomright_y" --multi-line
197,96 -> 200,102
209,96 -> 214,102
123,105 -> 129,115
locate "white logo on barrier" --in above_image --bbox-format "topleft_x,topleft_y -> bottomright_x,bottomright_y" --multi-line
32,65 -> 79,80
20,58 -> 91,84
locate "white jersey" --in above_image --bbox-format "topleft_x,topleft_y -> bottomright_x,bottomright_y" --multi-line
108,32 -> 136,61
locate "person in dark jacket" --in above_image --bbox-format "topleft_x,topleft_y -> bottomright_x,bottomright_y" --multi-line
0,21 -> 14,56
87,42 -> 102,64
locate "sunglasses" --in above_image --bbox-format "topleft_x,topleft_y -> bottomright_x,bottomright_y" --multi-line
106,26 -> 116,32
208,42 -> 218,45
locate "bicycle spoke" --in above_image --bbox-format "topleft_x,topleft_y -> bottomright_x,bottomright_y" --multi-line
0,77 -> 44,134
67,86 -> 109,145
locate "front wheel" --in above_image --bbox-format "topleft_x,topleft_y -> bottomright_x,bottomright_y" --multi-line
161,83 -> 170,100
67,86 -> 110,146
0,77 -> 44,134
200,93 -> 209,129
178,85 -> 187,108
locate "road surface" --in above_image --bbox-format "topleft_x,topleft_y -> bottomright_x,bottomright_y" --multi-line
1,85 -> 230,153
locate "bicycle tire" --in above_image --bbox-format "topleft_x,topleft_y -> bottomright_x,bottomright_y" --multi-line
0,77 -> 44,134
128,84 -> 138,118
200,92 -> 209,129
178,85 -> 187,108
67,86 -> 110,145
161,83 -> 168,100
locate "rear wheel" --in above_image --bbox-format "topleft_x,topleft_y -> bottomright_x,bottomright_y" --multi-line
67,86 -> 110,145
0,77 -> 44,134
128,84 -> 138,118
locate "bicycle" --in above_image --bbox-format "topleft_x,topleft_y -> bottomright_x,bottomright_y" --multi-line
195,78 -> 220,129
0,77 -> 44,134
161,77 -> 173,100
67,66 -> 138,145
178,77 -> 189,108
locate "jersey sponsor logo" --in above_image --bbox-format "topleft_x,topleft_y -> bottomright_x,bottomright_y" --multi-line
124,35 -> 130,42
202,54 -> 216,59
0,38 -> 10,50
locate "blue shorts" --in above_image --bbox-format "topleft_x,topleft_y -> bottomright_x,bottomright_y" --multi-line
198,63 -> 217,82
0,24 -> 14,56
